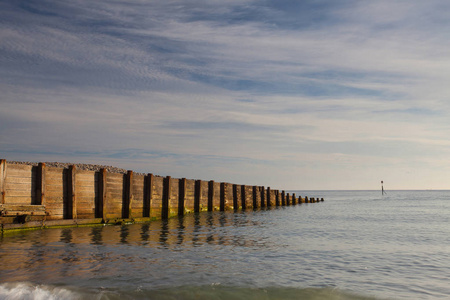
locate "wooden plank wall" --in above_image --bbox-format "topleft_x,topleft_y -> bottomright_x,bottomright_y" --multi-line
3,164 -> 35,205
269,189 -> 277,207
243,185 -> 253,209
169,177 -> 179,217
185,179 -> 195,213
104,172 -> 124,219
200,181 -> 209,211
151,176 -> 163,219
1,161 -> 322,226
45,167 -> 66,220
233,184 -> 242,210
224,183 -> 233,210
213,181 -> 221,211
131,174 -> 145,218
75,169 -> 97,219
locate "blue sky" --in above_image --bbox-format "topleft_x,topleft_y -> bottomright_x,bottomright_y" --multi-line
2,0 -> 450,190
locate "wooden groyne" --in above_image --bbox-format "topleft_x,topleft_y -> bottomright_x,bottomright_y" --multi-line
0,159 -> 324,232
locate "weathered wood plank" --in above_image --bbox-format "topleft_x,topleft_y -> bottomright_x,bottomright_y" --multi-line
45,185 -> 64,192
75,207 -> 95,215
77,192 -> 95,199
100,169 -> 107,221
45,175 -> 64,183
45,178 -> 63,187
106,184 -> 123,190
106,173 -> 124,181
76,183 -> 96,190
45,171 -> 64,181
213,181 -> 220,210
77,174 -> 95,183
5,176 -> 33,184
6,164 -> 33,173
0,204 -> 46,216
5,189 -> 33,197
5,182 -> 32,190
77,199 -> 95,206
77,198 -> 95,205
105,213 -> 122,219
46,215 -> 64,220
76,170 -> 96,176
184,179 -> 195,212
1,204 -> 45,211
77,213 -> 96,219
3,196 -> 33,204
46,207 -> 64,214
75,186 -> 95,193
45,198 -> 64,205
106,193 -> 123,199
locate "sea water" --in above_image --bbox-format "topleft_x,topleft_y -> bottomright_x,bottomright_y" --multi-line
0,190 -> 449,300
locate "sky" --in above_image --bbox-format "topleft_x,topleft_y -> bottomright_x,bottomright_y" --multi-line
1,0 -> 450,190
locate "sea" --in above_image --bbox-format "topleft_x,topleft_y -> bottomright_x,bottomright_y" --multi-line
0,190 -> 449,300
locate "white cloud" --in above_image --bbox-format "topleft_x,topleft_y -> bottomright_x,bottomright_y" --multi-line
2,0 -> 450,189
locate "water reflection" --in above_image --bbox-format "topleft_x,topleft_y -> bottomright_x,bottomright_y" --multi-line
0,209 -> 276,283
176,217 -> 185,245
90,226 -> 103,245
120,225 -> 129,244
140,224 -> 150,243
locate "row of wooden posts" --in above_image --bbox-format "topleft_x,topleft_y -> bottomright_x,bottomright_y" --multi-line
0,160 -> 324,229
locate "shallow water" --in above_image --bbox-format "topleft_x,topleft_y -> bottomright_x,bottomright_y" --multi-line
0,190 -> 449,299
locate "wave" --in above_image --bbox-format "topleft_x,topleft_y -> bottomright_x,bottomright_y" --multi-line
0,282 -> 80,300
0,282 -> 382,300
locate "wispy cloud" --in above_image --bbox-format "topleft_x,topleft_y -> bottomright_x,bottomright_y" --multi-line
1,0 -> 450,189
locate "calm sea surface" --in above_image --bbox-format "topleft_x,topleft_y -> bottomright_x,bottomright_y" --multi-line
0,190 -> 449,300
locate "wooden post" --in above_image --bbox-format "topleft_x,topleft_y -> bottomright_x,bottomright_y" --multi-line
266,187 -> 271,207
252,186 -> 257,208
232,184 -> 238,210
68,165 -> 77,219
194,180 -> 201,213
100,168 -> 107,221
179,178 -> 186,216
162,176 -> 171,219
281,191 -> 285,206
292,193 -> 296,205
125,170 -> 133,219
208,180 -> 214,212
275,190 -> 280,206
286,193 -> 290,206
305,196 -> 309,203
220,182 -> 225,211
144,173 -> 153,218
37,163 -> 46,206
241,185 -> 246,209
260,186 -> 265,207
0,159 -> 6,204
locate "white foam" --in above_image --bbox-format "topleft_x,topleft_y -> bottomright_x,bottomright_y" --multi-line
0,282 -> 79,300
